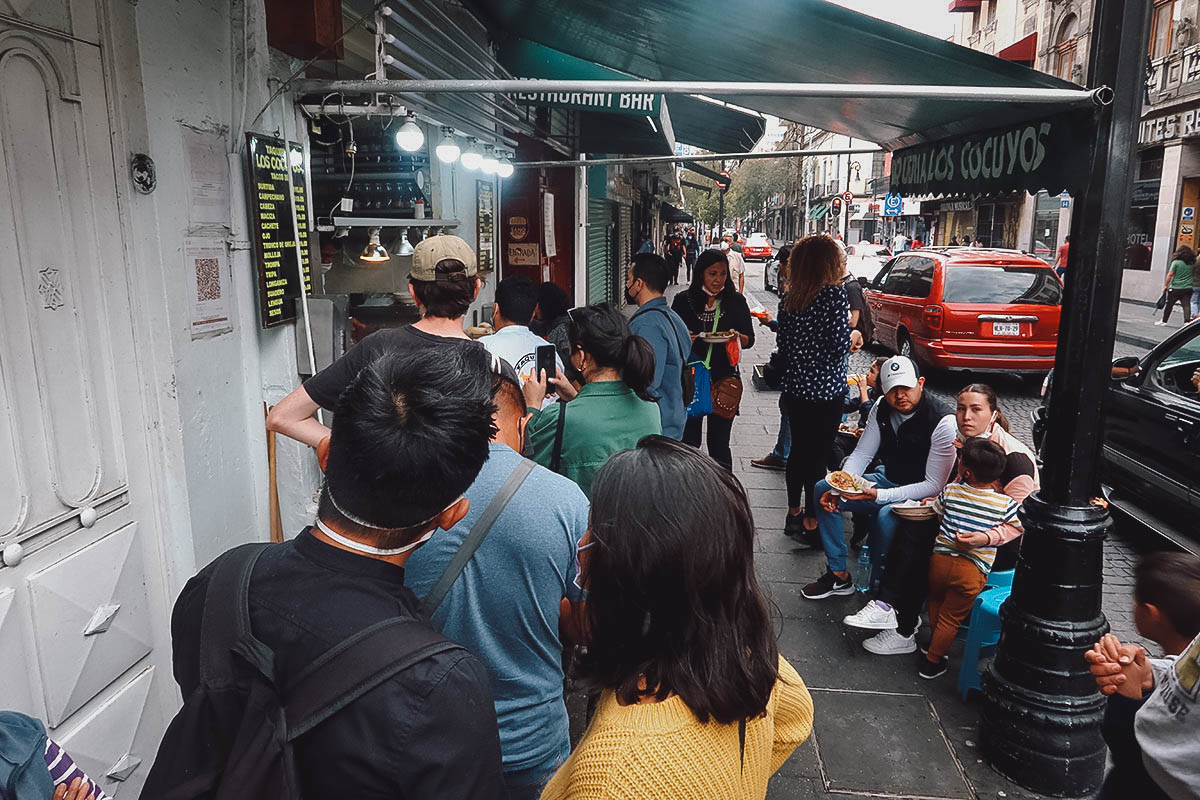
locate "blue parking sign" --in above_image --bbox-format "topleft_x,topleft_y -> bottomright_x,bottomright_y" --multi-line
883,193 -> 903,217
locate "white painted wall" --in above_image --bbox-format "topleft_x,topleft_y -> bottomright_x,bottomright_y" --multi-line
432,144 -> 500,324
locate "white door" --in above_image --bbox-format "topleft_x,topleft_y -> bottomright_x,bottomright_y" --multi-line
0,8 -> 174,797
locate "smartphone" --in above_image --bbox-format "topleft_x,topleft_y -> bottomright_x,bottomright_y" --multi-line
535,344 -> 558,386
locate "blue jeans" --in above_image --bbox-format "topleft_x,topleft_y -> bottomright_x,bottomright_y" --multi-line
815,469 -> 900,576
503,739 -> 571,800
772,395 -> 792,459
1192,287 -> 1200,318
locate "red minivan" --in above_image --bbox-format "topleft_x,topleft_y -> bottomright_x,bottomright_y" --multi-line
864,249 -> 1062,374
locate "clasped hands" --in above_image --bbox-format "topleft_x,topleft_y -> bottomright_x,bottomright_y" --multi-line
1085,633 -> 1155,700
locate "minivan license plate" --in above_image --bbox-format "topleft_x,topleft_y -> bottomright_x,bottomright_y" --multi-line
992,322 -> 1020,336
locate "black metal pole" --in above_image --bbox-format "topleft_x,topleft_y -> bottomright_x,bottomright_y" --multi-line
980,0 -> 1151,796
718,159 -> 726,240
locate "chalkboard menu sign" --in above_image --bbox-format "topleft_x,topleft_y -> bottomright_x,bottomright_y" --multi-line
246,133 -> 313,328
477,180 -> 495,272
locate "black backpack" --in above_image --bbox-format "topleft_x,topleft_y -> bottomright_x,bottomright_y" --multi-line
648,308 -> 695,404
140,543 -> 461,800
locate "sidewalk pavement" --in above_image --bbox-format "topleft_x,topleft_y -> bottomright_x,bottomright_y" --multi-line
590,269 -> 1151,799
1116,296 -> 1193,351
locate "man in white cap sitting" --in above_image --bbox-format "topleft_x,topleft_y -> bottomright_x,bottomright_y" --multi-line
268,234 -> 485,458
800,355 -> 956,601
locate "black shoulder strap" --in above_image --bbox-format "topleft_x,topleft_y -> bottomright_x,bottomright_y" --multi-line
284,617 -> 460,740
419,458 -> 536,617
649,307 -> 689,361
198,543 -> 273,686
739,718 -> 746,771
550,400 -> 567,474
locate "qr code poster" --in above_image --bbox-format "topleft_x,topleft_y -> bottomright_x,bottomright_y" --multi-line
184,237 -> 233,338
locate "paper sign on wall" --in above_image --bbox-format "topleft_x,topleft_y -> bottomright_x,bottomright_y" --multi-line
543,192 -> 557,258
183,127 -> 230,226
184,236 -> 233,338
508,243 -> 539,266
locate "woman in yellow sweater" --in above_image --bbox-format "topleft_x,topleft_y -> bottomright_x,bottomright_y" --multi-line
542,436 -> 814,800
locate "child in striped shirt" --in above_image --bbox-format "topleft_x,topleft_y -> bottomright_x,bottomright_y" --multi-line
921,438 -> 1021,680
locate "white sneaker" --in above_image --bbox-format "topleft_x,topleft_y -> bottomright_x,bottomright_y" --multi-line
1154,320 -> 1168,326
843,600 -> 898,630
863,628 -> 918,655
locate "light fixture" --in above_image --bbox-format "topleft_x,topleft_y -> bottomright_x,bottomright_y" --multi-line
396,231 -> 415,257
460,137 -> 483,171
496,151 -> 514,179
435,127 -> 460,163
289,148 -> 304,168
359,227 -> 389,263
395,112 -> 424,153
481,145 -> 499,175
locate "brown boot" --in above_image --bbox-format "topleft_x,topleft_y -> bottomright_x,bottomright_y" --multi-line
751,453 -> 787,471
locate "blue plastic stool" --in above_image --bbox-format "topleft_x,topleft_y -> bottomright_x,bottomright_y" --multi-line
956,569 -> 1015,700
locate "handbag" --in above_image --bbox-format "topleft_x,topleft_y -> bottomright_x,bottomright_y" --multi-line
685,300 -> 722,418
712,374 -> 744,419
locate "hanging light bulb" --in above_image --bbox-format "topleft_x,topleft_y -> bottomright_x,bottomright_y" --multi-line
395,112 -> 424,152
481,145 -> 500,175
396,231 -> 415,257
460,137 -> 483,171
359,228 -> 390,264
496,151 -> 514,179
435,127 -> 460,163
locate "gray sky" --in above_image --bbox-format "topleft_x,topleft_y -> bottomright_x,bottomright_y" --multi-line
826,0 -> 956,40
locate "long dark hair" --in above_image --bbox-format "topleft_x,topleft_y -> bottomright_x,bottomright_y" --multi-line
686,249 -> 734,307
956,383 -> 1011,432
1172,245 -> 1197,265
535,281 -> 572,324
578,436 -> 780,724
568,303 -> 656,401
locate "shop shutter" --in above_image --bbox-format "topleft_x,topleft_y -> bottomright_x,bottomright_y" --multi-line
587,198 -> 611,305
617,205 -> 633,305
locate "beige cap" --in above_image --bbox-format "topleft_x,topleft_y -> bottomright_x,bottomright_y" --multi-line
410,234 -> 478,282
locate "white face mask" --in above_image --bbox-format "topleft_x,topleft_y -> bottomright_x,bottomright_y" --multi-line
316,518 -> 437,556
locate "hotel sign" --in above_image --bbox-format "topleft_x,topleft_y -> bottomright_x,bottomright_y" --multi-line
1138,106 -> 1200,144
511,90 -> 661,115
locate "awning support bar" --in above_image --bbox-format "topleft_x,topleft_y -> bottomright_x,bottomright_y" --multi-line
515,147 -> 881,169
294,78 -> 1102,105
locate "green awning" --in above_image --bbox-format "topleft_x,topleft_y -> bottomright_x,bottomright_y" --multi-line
497,38 -> 766,154
809,205 -> 829,220
471,0 -> 1079,151
661,203 -> 693,223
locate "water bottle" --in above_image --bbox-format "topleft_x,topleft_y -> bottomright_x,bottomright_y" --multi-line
854,546 -> 872,593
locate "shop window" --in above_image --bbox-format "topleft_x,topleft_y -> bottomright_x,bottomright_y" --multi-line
1150,0 -> 1176,60
1054,15 -> 1079,81
1139,148 -> 1165,181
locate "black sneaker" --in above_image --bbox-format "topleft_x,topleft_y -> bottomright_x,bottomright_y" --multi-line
918,657 -> 949,679
801,570 -> 856,600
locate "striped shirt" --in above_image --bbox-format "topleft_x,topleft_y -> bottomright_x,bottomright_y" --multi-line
931,482 -> 1021,574
44,738 -> 110,800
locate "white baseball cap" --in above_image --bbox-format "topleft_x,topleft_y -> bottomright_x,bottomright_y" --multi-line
880,356 -> 920,393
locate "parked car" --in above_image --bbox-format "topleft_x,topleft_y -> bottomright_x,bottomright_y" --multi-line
845,243 -> 893,280
743,233 -> 774,261
1031,322 -> 1200,554
864,248 -> 1062,374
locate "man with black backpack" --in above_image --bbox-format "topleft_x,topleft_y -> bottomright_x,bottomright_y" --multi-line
627,252 -> 692,439
144,344 -> 506,799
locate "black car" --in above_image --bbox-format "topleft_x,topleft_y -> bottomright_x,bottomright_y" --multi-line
1032,322 -> 1200,554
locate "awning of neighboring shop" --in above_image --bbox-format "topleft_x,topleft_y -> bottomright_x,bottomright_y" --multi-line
998,33 -> 1038,66
947,0 -> 982,11
496,38 -> 765,154
661,203 -> 693,223
809,205 -> 829,220
466,0 -> 1081,152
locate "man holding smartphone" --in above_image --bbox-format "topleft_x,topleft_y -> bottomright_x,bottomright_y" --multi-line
479,275 -> 564,404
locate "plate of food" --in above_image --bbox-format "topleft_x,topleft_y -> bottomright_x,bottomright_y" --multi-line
825,470 -> 876,495
699,331 -> 737,343
837,422 -> 863,437
892,499 -> 937,520
465,322 -> 494,339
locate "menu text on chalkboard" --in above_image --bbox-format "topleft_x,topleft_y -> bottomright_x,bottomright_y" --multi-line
246,133 -> 313,328
477,180 -> 495,272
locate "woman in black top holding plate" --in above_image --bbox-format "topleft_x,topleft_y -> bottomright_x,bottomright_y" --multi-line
672,249 -> 755,471
777,236 -> 850,539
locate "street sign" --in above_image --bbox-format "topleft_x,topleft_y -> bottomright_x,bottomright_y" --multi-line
841,190 -> 854,204
882,193 -> 903,217
1184,206 -> 1196,221
715,170 -> 731,190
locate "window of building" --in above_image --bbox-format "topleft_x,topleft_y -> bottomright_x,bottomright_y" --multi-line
1054,14 -> 1079,81
1150,0 -> 1176,60
987,1 -> 998,26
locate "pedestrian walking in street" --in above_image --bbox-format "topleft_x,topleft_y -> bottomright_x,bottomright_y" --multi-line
266,234 -> 483,455
847,384 -> 1036,655
673,249 -> 756,471
892,230 -> 907,254
775,236 -> 850,542
404,370 -> 588,800
627,253 -> 693,439
541,437 -> 814,800
1086,553 -> 1200,800
666,227 -> 687,285
1158,246 -> 1196,325
148,345 -> 506,799
919,438 -> 1021,679
685,226 -> 699,281
801,356 -> 956,600
532,281 -> 573,366
522,304 -> 661,497
478,274 -> 564,391
721,233 -> 747,293
1055,235 -> 1070,281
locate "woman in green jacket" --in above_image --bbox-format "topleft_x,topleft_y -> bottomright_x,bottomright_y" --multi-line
1159,245 -> 1196,325
523,303 -> 662,497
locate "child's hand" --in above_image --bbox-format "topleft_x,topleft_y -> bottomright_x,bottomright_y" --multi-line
1085,634 -> 1152,698
956,531 -> 989,547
